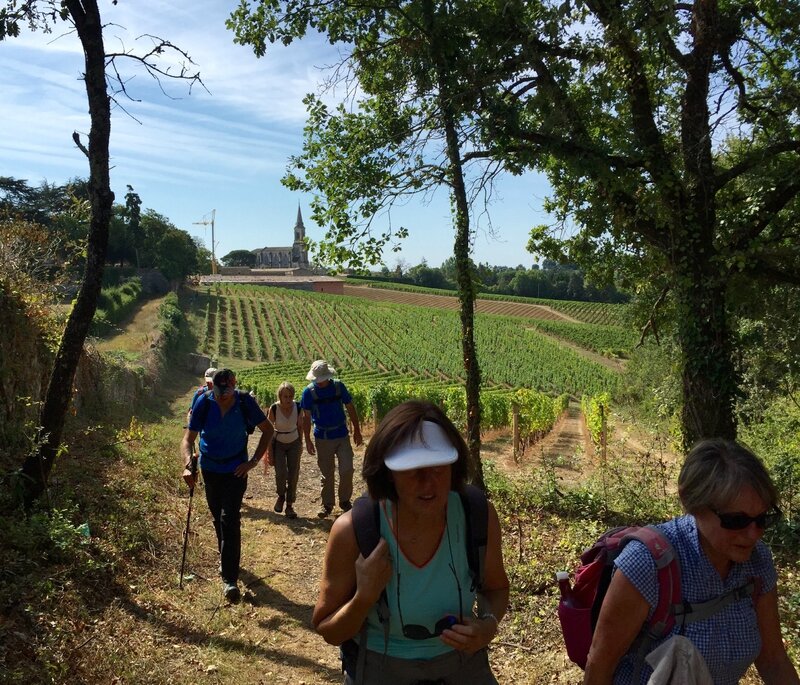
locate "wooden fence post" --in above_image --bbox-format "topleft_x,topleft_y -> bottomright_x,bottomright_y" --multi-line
512,402 -> 520,463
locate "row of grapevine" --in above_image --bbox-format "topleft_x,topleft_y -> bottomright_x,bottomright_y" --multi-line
190,284 -> 621,398
237,362 -> 568,441
581,392 -> 612,447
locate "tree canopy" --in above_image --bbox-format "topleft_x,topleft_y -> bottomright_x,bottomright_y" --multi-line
231,0 -> 800,447
476,0 -> 800,445
222,249 -> 257,268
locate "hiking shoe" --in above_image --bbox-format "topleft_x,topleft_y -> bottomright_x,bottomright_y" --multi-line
285,505 -> 297,519
340,500 -> 352,512
274,497 -> 285,513
223,582 -> 240,604
317,505 -> 333,518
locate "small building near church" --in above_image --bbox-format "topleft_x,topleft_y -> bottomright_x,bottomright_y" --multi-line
251,205 -> 310,269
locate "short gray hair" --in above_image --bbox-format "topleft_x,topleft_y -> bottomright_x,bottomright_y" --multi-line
678,439 -> 777,513
276,381 -> 295,399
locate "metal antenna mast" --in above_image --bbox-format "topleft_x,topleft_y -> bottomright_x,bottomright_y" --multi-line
193,209 -> 217,274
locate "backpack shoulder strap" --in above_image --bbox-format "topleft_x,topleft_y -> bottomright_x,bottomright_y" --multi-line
620,526 -> 681,639
351,495 -> 381,558
674,576 -> 761,626
236,390 -> 257,433
350,495 -> 389,660
192,389 -> 214,429
459,484 -> 489,592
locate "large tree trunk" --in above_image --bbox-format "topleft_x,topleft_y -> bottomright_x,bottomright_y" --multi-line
675,261 -> 736,449
21,0 -> 113,504
440,106 -> 484,487
673,1 -> 736,448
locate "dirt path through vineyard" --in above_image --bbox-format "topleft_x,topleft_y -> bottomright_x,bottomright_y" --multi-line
160,383 -> 593,684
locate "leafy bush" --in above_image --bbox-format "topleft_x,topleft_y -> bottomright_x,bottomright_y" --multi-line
740,397 -> 800,520
157,291 -> 183,350
90,277 -> 142,335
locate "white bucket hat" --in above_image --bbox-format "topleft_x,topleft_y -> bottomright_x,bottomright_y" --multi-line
306,359 -> 336,382
204,367 -> 218,379
383,420 -> 459,471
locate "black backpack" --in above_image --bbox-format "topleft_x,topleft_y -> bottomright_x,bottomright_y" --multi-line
192,389 -> 257,435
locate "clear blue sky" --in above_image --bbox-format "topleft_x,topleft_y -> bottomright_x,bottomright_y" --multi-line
0,1 -> 552,270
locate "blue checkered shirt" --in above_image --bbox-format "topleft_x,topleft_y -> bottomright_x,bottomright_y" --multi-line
612,515 -> 776,685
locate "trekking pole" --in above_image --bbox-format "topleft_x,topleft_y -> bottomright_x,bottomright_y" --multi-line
179,442 -> 197,589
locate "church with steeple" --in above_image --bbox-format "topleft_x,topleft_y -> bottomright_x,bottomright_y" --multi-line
251,206 -> 310,269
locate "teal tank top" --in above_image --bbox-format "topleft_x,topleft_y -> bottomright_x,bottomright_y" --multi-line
361,491 -> 474,659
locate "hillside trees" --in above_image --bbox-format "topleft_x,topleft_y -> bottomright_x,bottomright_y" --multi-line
222,249 -> 257,268
473,0 -> 800,446
227,0 -> 522,480
1,1 -> 202,504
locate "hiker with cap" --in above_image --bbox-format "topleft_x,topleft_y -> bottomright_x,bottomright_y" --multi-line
583,439 -> 798,684
180,368 -> 274,603
300,360 -> 363,518
187,366 -> 216,425
312,400 -> 509,684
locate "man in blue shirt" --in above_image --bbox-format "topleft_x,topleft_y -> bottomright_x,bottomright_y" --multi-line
181,368 -> 273,602
300,360 -> 363,518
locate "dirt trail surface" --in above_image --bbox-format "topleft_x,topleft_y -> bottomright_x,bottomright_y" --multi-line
100,296 -> 661,684
342,284 -> 580,322
164,391 -> 595,685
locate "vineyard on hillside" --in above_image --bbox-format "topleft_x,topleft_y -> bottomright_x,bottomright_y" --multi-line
184,284 -> 624,439
343,279 -> 630,325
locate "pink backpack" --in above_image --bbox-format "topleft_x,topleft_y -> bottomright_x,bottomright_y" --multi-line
557,526 -> 678,669
557,525 -> 759,673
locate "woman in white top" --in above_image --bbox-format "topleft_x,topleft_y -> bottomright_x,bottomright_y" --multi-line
266,381 -> 304,519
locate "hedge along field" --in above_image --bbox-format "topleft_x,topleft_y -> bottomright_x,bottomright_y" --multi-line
235,361 -> 569,439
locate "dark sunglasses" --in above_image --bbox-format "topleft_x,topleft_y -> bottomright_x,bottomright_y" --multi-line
401,614 -> 459,640
212,381 -> 235,396
712,507 -> 782,530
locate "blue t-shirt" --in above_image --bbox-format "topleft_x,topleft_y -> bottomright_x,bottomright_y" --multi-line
613,515 -> 777,685
188,391 -> 266,473
361,492 -> 473,659
300,380 -> 352,440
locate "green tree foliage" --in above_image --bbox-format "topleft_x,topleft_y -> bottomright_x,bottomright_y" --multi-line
2,2 -> 202,504
155,228 -> 201,281
467,0 -> 800,446
221,249 -> 257,268
0,176 -> 90,271
227,0 -> 524,479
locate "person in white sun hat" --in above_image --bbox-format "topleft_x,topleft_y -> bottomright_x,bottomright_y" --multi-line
312,400 -> 509,684
301,360 -> 363,518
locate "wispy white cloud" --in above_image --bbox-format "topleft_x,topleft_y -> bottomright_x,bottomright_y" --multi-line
0,0 -> 545,267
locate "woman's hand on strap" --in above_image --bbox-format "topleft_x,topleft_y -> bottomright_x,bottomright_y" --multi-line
354,538 -> 393,607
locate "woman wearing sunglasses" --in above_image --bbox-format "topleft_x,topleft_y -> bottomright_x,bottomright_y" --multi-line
312,400 -> 509,684
584,439 -> 799,684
